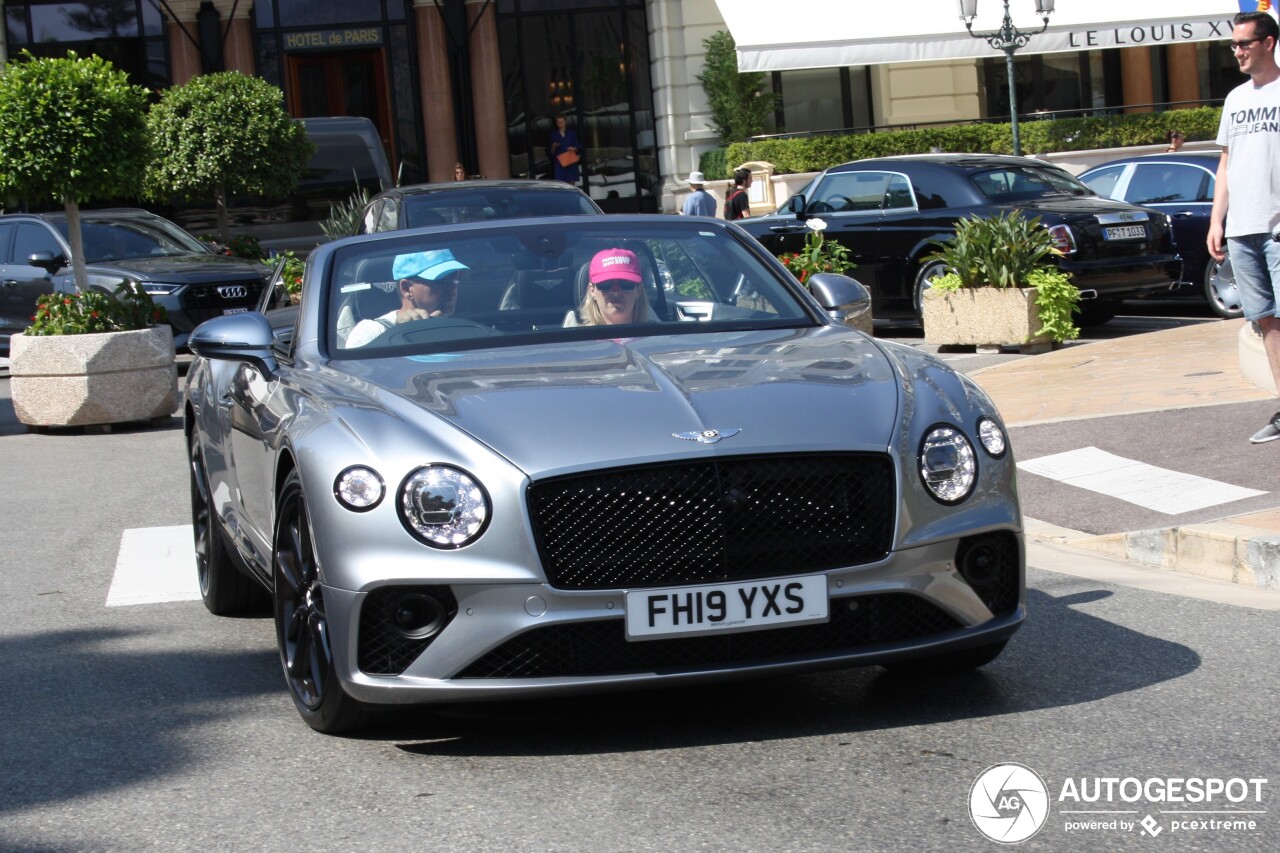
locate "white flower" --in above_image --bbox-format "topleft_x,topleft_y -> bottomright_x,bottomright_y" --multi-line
806,217 -> 828,232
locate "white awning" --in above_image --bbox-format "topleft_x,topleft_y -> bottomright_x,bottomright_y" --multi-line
714,0 -> 1249,71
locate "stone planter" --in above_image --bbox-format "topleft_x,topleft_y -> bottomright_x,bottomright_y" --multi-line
922,288 -> 1052,354
9,326 -> 179,428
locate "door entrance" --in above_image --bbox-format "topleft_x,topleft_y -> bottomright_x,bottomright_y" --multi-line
286,50 -> 395,170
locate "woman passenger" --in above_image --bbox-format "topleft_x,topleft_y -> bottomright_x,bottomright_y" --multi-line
577,248 -> 651,325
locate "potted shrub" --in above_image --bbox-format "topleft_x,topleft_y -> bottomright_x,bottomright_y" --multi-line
9,283 -> 179,429
920,211 -> 1080,353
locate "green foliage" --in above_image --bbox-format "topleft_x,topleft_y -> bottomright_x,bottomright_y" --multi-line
0,51 -> 150,206
725,106 -> 1224,174
320,184 -> 373,241
778,220 -> 855,283
698,147 -> 730,181
1027,267 -> 1081,343
927,211 -> 1059,289
698,31 -> 777,142
27,281 -> 166,336
264,251 -> 305,299
145,71 -> 314,205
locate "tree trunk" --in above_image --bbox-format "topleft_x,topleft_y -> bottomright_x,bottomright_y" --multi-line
216,184 -> 230,244
62,197 -> 88,293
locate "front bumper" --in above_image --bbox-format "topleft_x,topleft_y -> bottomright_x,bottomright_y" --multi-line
323,531 -> 1025,704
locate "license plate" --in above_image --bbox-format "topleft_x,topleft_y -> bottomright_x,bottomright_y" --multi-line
1104,224 -> 1146,241
624,575 -> 828,641
223,307 -> 249,315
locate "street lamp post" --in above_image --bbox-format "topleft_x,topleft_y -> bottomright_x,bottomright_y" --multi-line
958,0 -> 1057,156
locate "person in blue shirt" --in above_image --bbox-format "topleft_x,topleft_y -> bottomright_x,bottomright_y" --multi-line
548,113 -> 582,184
681,171 -> 717,217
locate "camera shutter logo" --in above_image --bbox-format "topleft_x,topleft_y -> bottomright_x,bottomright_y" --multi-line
969,763 -> 1050,844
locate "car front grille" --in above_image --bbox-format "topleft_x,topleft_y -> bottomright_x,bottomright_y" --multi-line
454,592 -> 962,679
527,454 -> 896,591
179,280 -> 264,327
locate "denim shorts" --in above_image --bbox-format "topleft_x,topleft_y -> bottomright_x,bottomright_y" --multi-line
1228,234 -> 1280,322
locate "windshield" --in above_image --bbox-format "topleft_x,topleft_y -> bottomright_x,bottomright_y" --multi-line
402,188 -> 598,228
970,165 -> 1093,202
55,217 -> 209,262
326,220 -> 814,357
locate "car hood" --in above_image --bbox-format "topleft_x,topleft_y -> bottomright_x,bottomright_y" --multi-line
81,254 -> 266,282
340,326 -> 902,477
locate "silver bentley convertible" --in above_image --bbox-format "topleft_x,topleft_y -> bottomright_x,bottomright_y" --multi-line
184,215 -> 1024,733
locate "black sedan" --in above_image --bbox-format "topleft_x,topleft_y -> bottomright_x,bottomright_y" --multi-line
1078,152 -> 1240,319
352,179 -> 601,235
738,154 -> 1183,326
0,208 -> 268,353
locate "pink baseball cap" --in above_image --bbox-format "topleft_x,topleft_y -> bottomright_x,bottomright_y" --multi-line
589,248 -> 642,285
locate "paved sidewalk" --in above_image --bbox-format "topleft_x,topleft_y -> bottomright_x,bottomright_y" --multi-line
969,318 -> 1280,589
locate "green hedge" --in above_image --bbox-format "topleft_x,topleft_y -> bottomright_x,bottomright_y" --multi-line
699,106 -> 1221,178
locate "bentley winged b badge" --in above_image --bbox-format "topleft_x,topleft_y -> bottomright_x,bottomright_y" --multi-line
673,428 -> 741,444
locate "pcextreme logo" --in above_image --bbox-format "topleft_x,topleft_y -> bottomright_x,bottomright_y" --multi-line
968,765 -> 1269,843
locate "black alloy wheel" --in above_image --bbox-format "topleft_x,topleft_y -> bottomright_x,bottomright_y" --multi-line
189,430 -> 267,615
273,470 -> 370,733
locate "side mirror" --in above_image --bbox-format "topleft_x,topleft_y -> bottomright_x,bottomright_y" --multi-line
786,194 -> 807,218
188,311 -> 278,377
807,273 -> 872,323
27,251 -> 66,274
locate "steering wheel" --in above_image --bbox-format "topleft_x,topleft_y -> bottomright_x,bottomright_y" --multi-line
369,316 -> 498,347
807,201 -> 835,214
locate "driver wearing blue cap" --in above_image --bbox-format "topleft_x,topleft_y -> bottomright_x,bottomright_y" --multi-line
346,249 -> 469,347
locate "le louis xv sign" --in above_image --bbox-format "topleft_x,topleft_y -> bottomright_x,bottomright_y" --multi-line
283,28 -> 383,51
1061,18 -> 1234,50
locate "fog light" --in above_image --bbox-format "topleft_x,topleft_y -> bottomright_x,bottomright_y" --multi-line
391,593 -> 446,639
959,541 -> 999,586
335,466 -> 385,511
977,417 -> 1006,457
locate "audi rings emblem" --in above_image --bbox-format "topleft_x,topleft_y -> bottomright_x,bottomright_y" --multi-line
218,285 -> 249,299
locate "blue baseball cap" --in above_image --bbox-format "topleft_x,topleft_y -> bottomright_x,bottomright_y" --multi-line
393,249 -> 468,282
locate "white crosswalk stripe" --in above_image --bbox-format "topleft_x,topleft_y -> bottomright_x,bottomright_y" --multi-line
1017,447 -> 1267,515
106,525 -> 200,607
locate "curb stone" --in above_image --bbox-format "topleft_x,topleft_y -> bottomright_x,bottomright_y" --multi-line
1024,517 -> 1280,591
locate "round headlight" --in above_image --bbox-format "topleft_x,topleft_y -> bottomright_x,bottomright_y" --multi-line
334,466 -> 385,511
919,426 -> 977,503
399,465 -> 490,548
977,417 -> 1007,458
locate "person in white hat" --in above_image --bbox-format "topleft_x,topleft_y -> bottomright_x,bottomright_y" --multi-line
680,170 -> 717,218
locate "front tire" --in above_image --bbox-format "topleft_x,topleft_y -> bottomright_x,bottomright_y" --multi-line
189,430 -> 267,615
273,470 -> 371,734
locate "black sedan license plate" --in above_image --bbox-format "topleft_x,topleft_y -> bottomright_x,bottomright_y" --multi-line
1104,224 -> 1146,241
624,575 -> 828,641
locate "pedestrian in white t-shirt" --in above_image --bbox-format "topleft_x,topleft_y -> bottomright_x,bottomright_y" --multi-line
1208,10 -> 1280,443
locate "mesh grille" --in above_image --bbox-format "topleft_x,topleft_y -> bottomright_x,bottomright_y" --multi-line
357,585 -> 458,675
528,454 -> 896,590
180,281 -> 264,326
455,593 -> 962,679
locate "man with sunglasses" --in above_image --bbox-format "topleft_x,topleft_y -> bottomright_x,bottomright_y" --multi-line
346,249 -> 468,348
573,248 -> 651,326
1208,10 -> 1280,443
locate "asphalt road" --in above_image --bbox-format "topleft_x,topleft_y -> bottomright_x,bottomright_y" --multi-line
1,303 -> 1276,852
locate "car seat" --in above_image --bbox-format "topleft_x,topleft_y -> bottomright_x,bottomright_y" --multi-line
335,255 -> 400,346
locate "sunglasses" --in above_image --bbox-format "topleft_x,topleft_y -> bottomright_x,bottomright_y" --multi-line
593,280 -> 638,292
1231,38 -> 1262,50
